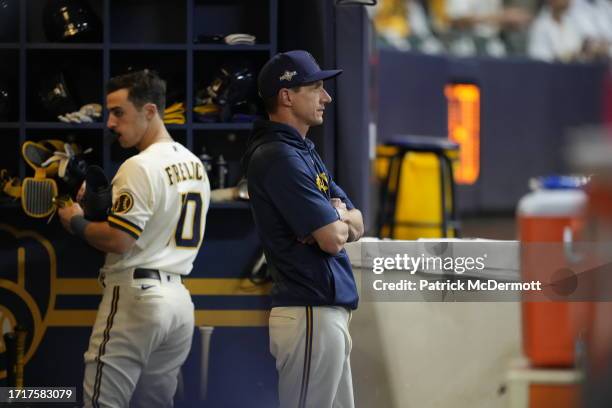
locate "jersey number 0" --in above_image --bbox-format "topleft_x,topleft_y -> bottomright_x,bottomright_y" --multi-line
175,192 -> 203,248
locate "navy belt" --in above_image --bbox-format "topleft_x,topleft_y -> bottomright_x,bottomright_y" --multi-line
134,268 -> 161,280
133,268 -> 183,283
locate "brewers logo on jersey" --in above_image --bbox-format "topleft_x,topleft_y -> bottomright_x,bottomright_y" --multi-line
111,191 -> 133,214
316,172 -> 329,193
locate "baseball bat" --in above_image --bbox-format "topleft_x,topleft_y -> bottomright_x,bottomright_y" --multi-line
3,332 -> 16,387
14,326 -> 26,387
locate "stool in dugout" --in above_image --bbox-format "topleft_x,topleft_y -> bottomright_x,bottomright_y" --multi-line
377,135 -> 460,239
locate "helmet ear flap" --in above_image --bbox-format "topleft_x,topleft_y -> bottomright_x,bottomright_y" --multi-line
21,139 -> 88,198
22,141 -> 58,177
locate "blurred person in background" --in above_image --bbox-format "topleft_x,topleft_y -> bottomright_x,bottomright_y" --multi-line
568,0 -> 612,57
369,0 -> 445,53
445,0 -> 532,56
504,0 -> 541,53
595,0 -> 612,27
528,0 -> 609,62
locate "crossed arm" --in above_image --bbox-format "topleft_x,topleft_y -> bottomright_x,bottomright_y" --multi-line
330,198 -> 364,243
301,198 -> 364,255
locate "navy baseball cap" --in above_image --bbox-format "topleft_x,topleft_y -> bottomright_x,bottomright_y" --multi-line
257,50 -> 342,98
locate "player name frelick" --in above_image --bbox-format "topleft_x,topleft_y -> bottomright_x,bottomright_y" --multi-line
164,161 -> 204,186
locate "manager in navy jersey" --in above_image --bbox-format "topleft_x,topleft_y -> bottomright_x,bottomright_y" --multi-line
242,50 -> 364,408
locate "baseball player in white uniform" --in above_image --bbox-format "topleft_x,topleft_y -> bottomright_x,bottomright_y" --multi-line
58,70 -> 210,408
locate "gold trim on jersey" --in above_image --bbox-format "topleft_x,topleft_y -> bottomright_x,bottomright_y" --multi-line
107,215 -> 142,239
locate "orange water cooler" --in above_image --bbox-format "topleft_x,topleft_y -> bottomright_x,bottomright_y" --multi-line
506,362 -> 581,408
518,178 -> 589,367
516,177 -> 589,408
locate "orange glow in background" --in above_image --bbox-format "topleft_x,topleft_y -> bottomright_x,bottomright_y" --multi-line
445,83 -> 480,184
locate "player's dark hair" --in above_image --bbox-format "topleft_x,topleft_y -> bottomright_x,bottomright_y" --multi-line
107,69 -> 166,115
262,85 -> 303,114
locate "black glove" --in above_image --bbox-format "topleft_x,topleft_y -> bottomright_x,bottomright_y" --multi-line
61,154 -> 87,198
82,165 -> 111,221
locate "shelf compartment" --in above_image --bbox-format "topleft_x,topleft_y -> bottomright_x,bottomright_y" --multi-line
27,0 -> 104,43
193,0 -> 270,45
193,50 -> 268,124
193,129 -> 251,188
0,49 -> 19,122
111,0 -> 186,44
26,49 -> 103,122
0,0 -> 20,43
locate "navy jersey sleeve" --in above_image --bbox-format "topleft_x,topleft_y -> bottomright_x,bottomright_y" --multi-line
313,149 -> 355,210
264,154 -> 340,238
329,180 -> 355,210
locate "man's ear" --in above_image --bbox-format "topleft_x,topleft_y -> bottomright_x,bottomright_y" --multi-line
144,103 -> 158,119
278,88 -> 292,107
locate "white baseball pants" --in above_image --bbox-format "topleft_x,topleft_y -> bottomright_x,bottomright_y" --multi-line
269,306 -> 354,408
82,272 -> 194,408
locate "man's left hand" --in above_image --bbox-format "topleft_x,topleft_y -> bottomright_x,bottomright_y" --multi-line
331,198 -> 348,221
330,198 -> 347,210
331,197 -> 364,242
